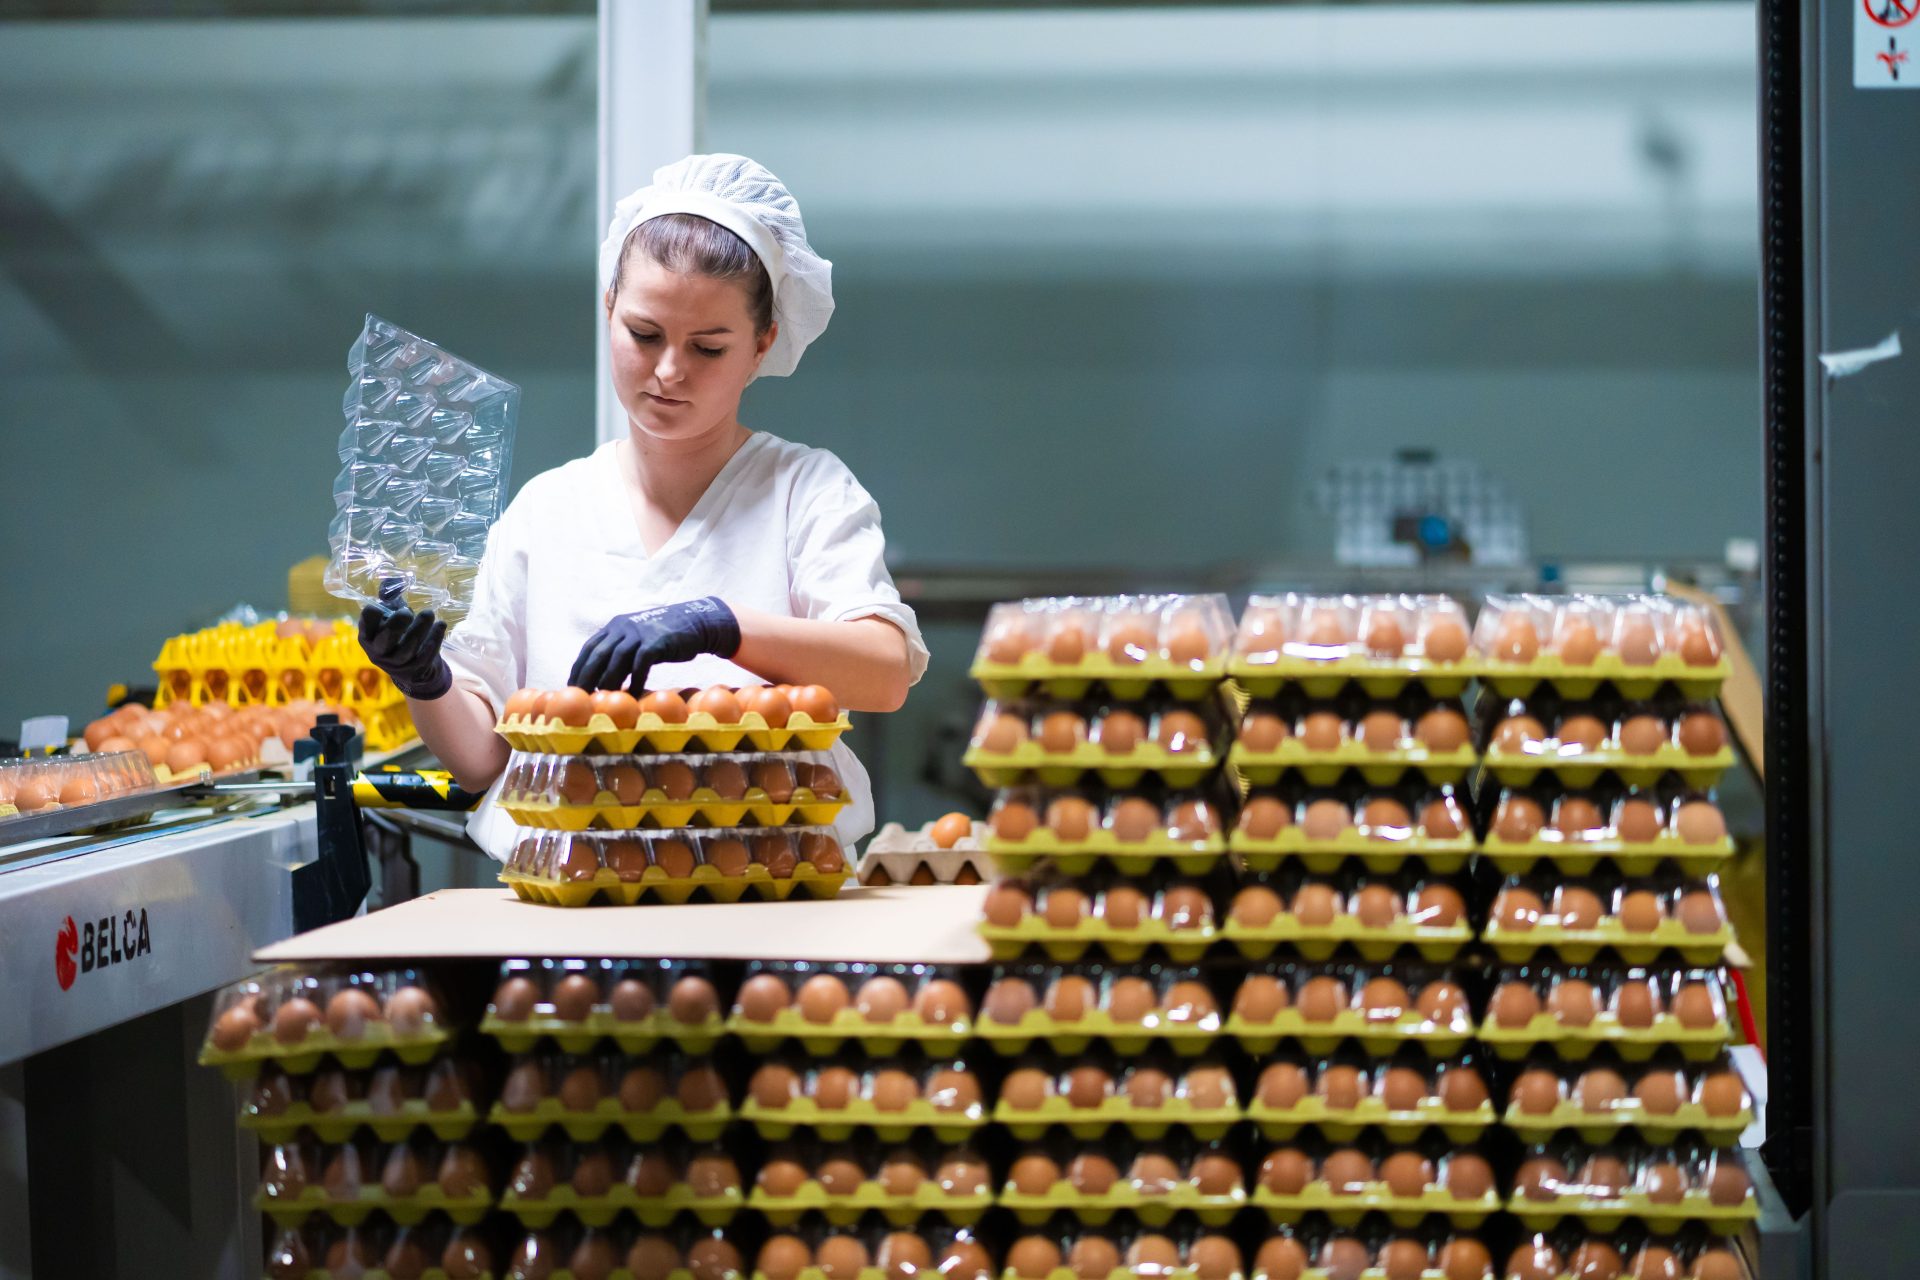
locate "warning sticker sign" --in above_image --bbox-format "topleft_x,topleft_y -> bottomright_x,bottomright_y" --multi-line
1857,0 -> 1918,87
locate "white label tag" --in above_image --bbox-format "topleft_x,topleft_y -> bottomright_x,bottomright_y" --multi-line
20,716 -> 69,753
1857,0 -> 1919,88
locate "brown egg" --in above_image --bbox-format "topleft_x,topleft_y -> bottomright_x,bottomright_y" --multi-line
1675,981 -> 1720,1029
1046,617 -> 1091,664
1361,977 -> 1412,1020
1644,1161 -> 1688,1204
1618,889 -> 1666,933
1567,1241 -> 1623,1279
1067,1151 -> 1118,1195
1089,885 -> 1142,931
814,1154 -> 865,1196
1617,615 -> 1661,665
1360,796 -> 1413,838
878,1149 -> 925,1196
211,1003 -> 261,1051
1678,888 -> 1724,934
1515,1154 -> 1568,1201
1292,881 -> 1340,926
1614,979 -> 1663,1029
1317,1064 -> 1365,1109
1300,711 -> 1345,751
558,1062 -> 604,1111
437,1145 -> 489,1199
1235,975 -> 1288,1023
1575,1066 -> 1629,1113
1416,980 -> 1469,1026
756,1151 -> 809,1196
1555,885 -> 1606,930
165,741 -> 208,775
1379,1239 -> 1431,1280
652,760 -> 697,802
700,759 -> 748,802
980,711 -> 1029,754
1495,794 -> 1546,843
1671,799 -> 1727,845
1168,799 -> 1219,842
500,1060 -> 549,1112
738,684 -> 794,729
1555,713 -> 1607,754
1413,883 -> 1466,927
1189,1236 -> 1242,1280
929,812 -> 973,850
1119,1065 -> 1169,1109
1506,1241 -> 1565,1280
1437,1063 -> 1490,1111
1127,1235 -> 1183,1276
1421,795 -> 1468,839
626,1236 -> 683,1280
1691,1248 -> 1742,1280
1420,614 -> 1469,662
550,974 -> 600,1022
939,1240 -> 995,1280
1322,1148 -> 1375,1195
1492,715 -> 1547,755
1363,612 -> 1407,657
1109,795 -> 1162,842
983,882 -> 1033,928
985,976 -> 1038,1025
1239,794 -> 1291,839
596,837 -> 645,882
928,1068 -> 982,1114
1360,710 -> 1405,752
1380,1065 -> 1429,1111
1007,1238 -> 1062,1280
1160,885 -> 1212,930
1127,1150 -> 1182,1197
1156,709 -> 1209,754
1513,1067 -> 1563,1115
1045,974 -> 1097,1021
1000,1066 -> 1052,1110
667,975 -> 720,1024
1494,614 -> 1541,663
684,1152 -> 739,1198
757,1237 -> 812,1280
1029,709 -> 1083,754
1635,1068 -> 1686,1115
737,974 -> 791,1023
1618,714 -> 1669,757
1044,886 -> 1091,928
1549,795 -> 1604,840
1578,1153 -> 1629,1197
587,689 -> 640,729
1699,1069 -> 1748,1116
1495,886 -> 1546,932
1255,1237 -> 1310,1280
1297,975 -> 1348,1022
1677,710 -> 1726,756
1259,1146 -> 1313,1194
1301,798 -> 1352,840
855,976 -> 913,1026
1009,1151 -> 1062,1196
1233,884 -> 1283,927
1437,1238 -> 1493,1280
1257,1061 -> 1309,1108
689,686 -> 743,723
1107,620 -> 1157,664
1549,978 -> 1599,1027
1491,981 -> 1542,1028
546,687 -> 593,727
870,1068 -> 920,1112
984,620 -> 1036,664
1241,711 -> 1287,751
1182,1064 -> 1234,1109
1382,1151 -> 1435,1196
1190,1152 -> 1242,1195
321,1144 -> 365,1198
1066,1238 -> 1122,1280
1412,707 -> 1470,752
272,997 -> 321,1045
1097,975 -> 1149,1022
801,832 -> 846,871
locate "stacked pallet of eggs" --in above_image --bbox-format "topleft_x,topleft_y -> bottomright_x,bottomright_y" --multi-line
491,684 -> 856,907
1469,594 -> 1756,1278
197,966 -> 504,1276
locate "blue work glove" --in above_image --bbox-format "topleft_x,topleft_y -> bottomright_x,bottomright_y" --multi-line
357,579 -> 452,700
569,597 -> 741,692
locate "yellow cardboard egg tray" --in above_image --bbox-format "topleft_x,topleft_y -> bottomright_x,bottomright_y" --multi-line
1480,831 -> 1737,877
977,916 -> 1218,964
1252,1183 -> 1500,1228
486,1097 -> 730,1143
970,654 -> 1226,703
1504,1188 -> 1759,1235
1222,917 -> 1473,964
479,1011 -> 725,1055
199,1024 -> 450,1079
973,1010 -> 1223,1058
500,864 -> 851,908
1478,653 -> 1731,701
240,1098 -> 479,1145
1224,1011 -> 1474,1059
1230,828 -> 1474,876
255,1183 -> 490,1228
1481,744 -> 1737,790
749,1180 -> 992,1227
1227,655 -> 1476,700
495,711 -> 851,755
963,740 -> 1222,790
1478,1014 -> 1732,1063
499,790 -> 848,831
500,1182 -> 743,1230
985,830 -> 1228,878
993,1095 -> 1241,1142
997,1180 -> 1246,1227
1229,742 -> 1478,788
736,1096 -> 986,1143
726,1008 -> 973,1055
1247,1096 -> 1495,1145
1481,920 -> 1733,966
1501,1099 -> 1754,1147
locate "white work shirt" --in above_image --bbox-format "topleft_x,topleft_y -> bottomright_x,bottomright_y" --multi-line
442,431 -> 930,860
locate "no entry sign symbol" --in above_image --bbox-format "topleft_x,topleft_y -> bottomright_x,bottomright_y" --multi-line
1863,0 -> 1917,27
1859,0 -> 1920,85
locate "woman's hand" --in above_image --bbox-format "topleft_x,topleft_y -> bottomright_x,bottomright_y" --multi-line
569,597 -> 742,692
357,579 -> 452,700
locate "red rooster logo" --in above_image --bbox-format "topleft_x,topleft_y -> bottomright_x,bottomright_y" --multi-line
55,916 -> 78,990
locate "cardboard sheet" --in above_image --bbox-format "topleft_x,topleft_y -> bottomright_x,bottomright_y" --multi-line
255,885 -> 993,965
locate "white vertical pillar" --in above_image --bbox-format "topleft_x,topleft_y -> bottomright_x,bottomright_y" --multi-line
597,0 -> 708,446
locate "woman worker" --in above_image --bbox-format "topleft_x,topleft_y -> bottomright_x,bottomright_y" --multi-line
356,154 -> 928,858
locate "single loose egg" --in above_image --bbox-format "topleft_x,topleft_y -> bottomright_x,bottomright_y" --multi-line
930,812 -> 973,849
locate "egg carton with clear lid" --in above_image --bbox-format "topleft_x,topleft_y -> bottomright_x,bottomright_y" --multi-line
1480,780 -> 1736,876
1247,1220 -> 1504,1280
1500,1047 -> 1755,1147
725,962 -> 975,1052
1479,963 -> 1735,1062
965,695 -> 1229,789
500,827 -> 851,906
1221,864 -> 1474,962
1245,1046 -> 1496,1145
241,1056 -> 483,1144
255,1132 -> 493,1227
1229,593 -> 1478,698
970,594 -> 1235,701
488,1215 -> 746,1280
748,1132 -> 995,1226
1506,1138 -> 1759,1234
481,958 -> 729,1053
975,961 -> 1224,1056
739,1049 -> 988,1141
498,1130 -> 744,1230
1251,1133 -> 1502,1228
1232,779 -> 1477,875
0,749 -> 164,825
1479,693 -> 1736,789
992,1045 -> 1243,1141
490,1046 -> 732,1142
985,784 -> 1230,876
1231,689 -> 1478,787
1224,960 -> 1475,1057
199,965 -> 450,1077
1498,1227 -> 1751,1280
749,1220 -> 999,1280
1474,593 -> 1730,699
265,1215 -> 504,1280
978,867 -> 1224,963
497,683 -> 852,755
1483,869 -> 1734,965
996,1131 -> 1249,1227
498,750 -> 850,830
996,1221 -> 1250,1280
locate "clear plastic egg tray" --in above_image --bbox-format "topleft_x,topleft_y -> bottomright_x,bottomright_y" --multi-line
327,315 -> 519,621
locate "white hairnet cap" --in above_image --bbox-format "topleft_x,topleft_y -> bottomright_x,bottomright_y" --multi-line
598,153 -> 833,380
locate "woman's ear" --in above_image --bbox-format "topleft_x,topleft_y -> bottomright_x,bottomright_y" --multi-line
604,286 -> 617,316
753,320 -> 780,366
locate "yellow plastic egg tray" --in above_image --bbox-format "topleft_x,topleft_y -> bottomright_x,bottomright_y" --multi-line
198,1023 -> 451,1079
1224,1011 -> 1474,1059
1501,1099 -> 1754,1147
499,864 -> 851,908
1504,1188 -> 1759,1235
500,1182 -> 743,1230
725,1007 -> 974,1055
970,654 -> 1226,703
1251,1183 -> 1500,1229
1480,830 -> 1737,877
498,790 -> 848,831
1222,916 -> 1473,964
1227,655 -> 1477,701
254,1183 -> 490,1228
993,1094 -> 1241,1142
240,1098 -> 478,1146
1478,653 -> 1731,701
997,1179 -> 1246,1227
495,710 -> 851,755
486,1097 -> 730,1144
984,829 -> 1228,878
1481,744 -> 1737,790
1477,1014 -> 1732,1063
973,1010 -> 1223,1058
976,916 -> 1218,964
1481,919 -> 1733,966
1247,1096 -> 1495,1145
1230,828 -> 1475,876
748,1180 -> 992,1228
1229,742 -> 1478,788
478,1010 -> 725,1056
735,1096 -> 986,1143
1016,1270 -> 1209,1280
963,740 -> 1222,789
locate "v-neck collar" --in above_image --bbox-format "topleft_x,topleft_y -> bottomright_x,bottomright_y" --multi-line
597,431 -> 767,561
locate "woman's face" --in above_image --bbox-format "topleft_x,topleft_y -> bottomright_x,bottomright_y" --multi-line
606,253 -> 777,445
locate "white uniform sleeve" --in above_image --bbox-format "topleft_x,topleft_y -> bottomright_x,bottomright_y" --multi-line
441,498 -> 530,718
787,453 -> 930,685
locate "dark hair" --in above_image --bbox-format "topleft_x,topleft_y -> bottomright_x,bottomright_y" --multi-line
611,213 -> 775,336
